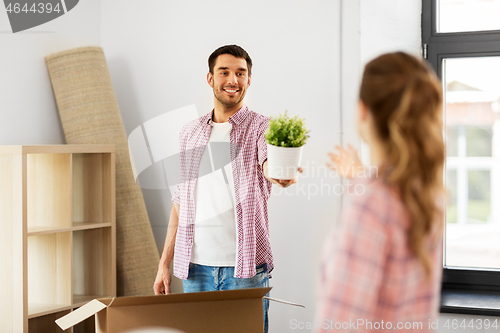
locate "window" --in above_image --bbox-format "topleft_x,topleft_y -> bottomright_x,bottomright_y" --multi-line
423,0 -> 500,315
438,0 -> 500,33
443,57 -> 499,269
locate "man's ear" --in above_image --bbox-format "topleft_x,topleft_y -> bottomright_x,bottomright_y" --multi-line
207,72 -> 214,87
247,74 -> 252,87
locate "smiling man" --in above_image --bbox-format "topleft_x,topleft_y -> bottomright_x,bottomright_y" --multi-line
153,45 -> 299,333
209,52 -> 250,116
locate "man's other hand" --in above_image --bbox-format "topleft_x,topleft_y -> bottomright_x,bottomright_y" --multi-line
153,262 -> 172,295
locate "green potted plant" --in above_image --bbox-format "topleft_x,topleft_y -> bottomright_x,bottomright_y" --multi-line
265,111 -> 310,179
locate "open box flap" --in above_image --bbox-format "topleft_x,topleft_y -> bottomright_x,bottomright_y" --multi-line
264,296 -> 305,308
107,287 -> 273,307
55,299 -> 109,330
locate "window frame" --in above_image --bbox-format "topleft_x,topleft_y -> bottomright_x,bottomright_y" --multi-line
422,0 -> 500,315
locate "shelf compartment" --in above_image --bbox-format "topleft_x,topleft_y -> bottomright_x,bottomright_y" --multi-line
28,232 -> 72,318
72,153 -> 112,225
28,309 -> 71,333
73,228 -> 114,301
27,154 -> 71,229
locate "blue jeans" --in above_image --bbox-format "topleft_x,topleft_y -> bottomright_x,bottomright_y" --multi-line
183,263 -> 270,333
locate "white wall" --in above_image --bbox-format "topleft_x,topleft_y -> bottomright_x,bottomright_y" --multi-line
0,0 -> 100,145
101,1 -> 341,331
343,0 -> 424,164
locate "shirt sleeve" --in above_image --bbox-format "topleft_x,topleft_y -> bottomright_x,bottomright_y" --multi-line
257,117 -> 270,168
171,125 -> 187,206
315,188 -> 389,332
171,184 -> 181,206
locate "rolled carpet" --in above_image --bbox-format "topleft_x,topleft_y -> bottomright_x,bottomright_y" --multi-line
45,46 -> 159,296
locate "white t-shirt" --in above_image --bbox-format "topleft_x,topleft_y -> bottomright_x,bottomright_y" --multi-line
190,121 -> 237,266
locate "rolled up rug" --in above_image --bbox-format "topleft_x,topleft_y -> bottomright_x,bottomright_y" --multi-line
45,46 -> 159,296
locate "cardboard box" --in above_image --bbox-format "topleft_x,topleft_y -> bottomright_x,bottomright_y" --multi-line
56,287 -> 277,333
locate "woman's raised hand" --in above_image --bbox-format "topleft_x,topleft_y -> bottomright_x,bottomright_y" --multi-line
327,144 -> 364,178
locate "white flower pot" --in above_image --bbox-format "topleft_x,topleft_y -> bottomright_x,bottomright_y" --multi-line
266,144 -> 304,180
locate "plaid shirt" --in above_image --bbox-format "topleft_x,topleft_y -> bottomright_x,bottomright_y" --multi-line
171,105 -> 273,279
315,177 -> 442,333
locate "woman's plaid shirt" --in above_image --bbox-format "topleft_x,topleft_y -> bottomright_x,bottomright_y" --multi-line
315,177 -> 443,332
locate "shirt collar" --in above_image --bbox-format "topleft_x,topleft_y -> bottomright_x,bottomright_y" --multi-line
203,112 -> 212,126
205,105 -> 250,127
228,105 -> 250,125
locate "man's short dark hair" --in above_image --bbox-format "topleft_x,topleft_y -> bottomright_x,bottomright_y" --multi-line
208,45 -> 253,75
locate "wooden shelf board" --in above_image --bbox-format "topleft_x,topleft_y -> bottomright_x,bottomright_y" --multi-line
27,226 -> 73,236
25,145 -> 115,154
28,302 -> 73,319
27,222 -> 112,235
72,222 -> 112,231
73,294 -> 114,307
28,295 -> 114,318
0,146 -> 22,154
0,145 -> 115,154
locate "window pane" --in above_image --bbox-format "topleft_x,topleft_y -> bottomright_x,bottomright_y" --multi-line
467,170 -> 491,222
446,127 -> 458,156
443,56 -> 500,269
438,0 -> 500,33
446,170 -> 457,224
467,127 -> 492,157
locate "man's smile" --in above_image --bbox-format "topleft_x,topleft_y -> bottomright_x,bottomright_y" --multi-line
223,87 -> 239,94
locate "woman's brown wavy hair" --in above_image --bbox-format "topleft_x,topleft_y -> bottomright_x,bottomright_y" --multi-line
359,52 -> 445,278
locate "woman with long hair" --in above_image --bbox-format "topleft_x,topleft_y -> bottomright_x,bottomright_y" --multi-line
315,52 -> 445,332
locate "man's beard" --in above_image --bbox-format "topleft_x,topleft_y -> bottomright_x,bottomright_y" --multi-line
214,88 -> 245,108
